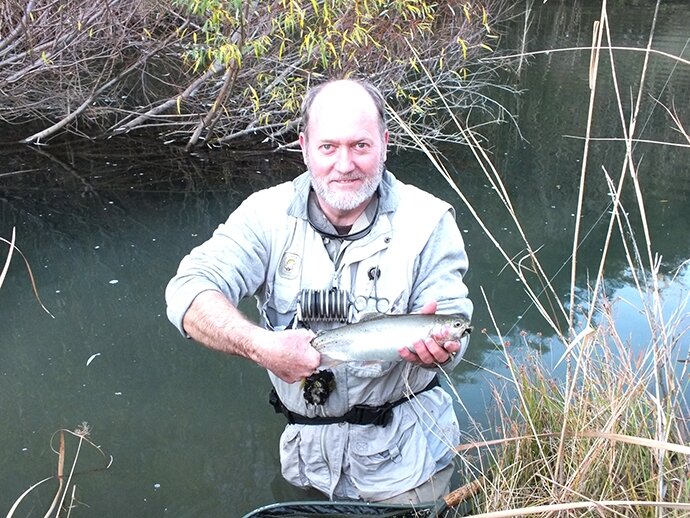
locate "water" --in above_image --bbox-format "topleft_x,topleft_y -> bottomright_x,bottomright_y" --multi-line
1,1 -> 689,516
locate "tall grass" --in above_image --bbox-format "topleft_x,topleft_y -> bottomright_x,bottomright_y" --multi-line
397,1 -> 690,516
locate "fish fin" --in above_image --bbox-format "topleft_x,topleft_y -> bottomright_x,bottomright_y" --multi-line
388,291 -> 407,314
356,312 -> 389,322
360,360 -> 386,368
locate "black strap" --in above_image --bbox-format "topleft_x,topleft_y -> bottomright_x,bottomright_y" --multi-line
269,376 -> 440,428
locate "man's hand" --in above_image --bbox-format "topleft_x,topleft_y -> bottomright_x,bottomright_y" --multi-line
398,300 -> 461,366
182,290 -> 320,384
256,328 -> 321,384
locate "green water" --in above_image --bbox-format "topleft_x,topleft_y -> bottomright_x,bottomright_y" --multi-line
1,1 -> 688,516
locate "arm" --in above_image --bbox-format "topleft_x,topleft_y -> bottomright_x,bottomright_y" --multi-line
167,186 -> 320,383
183,290 -> 320,384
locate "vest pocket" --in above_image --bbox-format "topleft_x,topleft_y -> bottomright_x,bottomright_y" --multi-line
348,413 -> 434,498
263,276 -> 299,330
280,425 -> 329,492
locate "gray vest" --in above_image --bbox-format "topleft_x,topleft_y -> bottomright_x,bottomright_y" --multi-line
256,181 -> 453,418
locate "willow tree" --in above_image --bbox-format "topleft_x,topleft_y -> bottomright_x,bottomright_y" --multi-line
0,0 -> 511,150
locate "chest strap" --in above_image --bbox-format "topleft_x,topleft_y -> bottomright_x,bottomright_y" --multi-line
269,375 -> 440,428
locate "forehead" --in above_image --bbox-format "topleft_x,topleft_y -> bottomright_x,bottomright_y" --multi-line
306,84 -> 381,141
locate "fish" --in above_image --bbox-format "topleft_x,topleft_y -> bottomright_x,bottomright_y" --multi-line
310,312 -> 472,368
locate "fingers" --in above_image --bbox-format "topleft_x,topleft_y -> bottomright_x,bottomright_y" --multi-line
418,300 -> 438,315
269,329 -> 321,384
401,335 -> 460,366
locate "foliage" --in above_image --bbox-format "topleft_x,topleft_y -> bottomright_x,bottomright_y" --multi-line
0,0 -> 511,149
167,0 -> 507,149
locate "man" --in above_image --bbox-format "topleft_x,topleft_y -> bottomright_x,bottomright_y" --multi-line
165,79 -> 473,504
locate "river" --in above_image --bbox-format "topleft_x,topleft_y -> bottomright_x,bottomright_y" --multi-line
1,1 -> 688,516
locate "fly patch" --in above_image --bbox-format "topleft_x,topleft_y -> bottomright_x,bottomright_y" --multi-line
278,252 -> 301,280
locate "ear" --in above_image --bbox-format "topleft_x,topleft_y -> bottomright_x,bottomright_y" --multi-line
298,132 -> 308,164
382,130 -> 390,161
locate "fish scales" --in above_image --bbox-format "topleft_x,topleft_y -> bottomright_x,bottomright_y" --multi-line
310,313 -> 472,367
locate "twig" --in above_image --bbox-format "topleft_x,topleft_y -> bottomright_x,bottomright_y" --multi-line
0,0 -> 37,54
22,28 -> 178,143
113,58 -> 222,134
482,45 -> 690,68
0,226 -> 16,289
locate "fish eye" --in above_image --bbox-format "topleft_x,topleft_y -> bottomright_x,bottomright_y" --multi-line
453,321 -> 462,328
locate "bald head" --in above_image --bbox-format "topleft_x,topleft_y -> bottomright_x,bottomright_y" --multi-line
297,79 -> 389,220
300,79 -> 387,140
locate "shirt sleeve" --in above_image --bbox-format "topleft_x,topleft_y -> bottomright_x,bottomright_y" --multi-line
409,209 -> 473,320
164,193 -> 273,336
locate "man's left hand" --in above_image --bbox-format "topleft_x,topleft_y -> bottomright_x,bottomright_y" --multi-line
398,300 -> 461,366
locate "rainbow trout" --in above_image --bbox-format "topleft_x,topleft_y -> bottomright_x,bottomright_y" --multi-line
310,313 -> 472,368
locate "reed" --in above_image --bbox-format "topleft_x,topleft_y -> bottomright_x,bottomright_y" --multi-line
397,1 -> 690,515
6,424 -> 113,517
462,312 -> 690,516
0,227 -> 55,318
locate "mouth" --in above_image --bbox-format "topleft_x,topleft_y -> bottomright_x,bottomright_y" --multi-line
330,176 -> 363,188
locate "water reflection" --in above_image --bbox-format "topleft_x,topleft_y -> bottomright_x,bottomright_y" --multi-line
1,1 -> 689,516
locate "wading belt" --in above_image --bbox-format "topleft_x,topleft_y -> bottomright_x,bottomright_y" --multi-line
269,375 -> 440,428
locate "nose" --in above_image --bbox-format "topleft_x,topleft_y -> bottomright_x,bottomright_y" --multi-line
334,147 -> 355,174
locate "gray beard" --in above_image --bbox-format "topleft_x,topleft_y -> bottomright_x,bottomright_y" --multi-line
310,161 -> 385,212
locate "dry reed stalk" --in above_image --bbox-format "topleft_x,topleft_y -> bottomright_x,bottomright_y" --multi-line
7,426 -> 113,517
395,0 -> 689,514
0,230 -> 54,317
0,226 -> 16,289
44,430 -> 66,517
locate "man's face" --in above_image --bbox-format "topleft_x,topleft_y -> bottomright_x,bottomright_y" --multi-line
299,83 -> 389,213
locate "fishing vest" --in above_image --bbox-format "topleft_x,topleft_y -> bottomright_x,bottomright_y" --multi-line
255,176 -> 454,419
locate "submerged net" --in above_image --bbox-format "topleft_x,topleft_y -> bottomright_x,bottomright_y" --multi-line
241,500 -> 452,517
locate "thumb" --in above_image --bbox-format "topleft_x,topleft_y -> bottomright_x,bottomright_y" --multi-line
418,300 -> 438,315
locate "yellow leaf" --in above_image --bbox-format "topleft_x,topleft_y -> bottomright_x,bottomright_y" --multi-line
176,96 -> 182,115
480,43 -> 493,52
458,38 -> 468,60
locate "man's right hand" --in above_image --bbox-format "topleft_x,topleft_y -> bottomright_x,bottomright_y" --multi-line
256,328 -> 321,384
